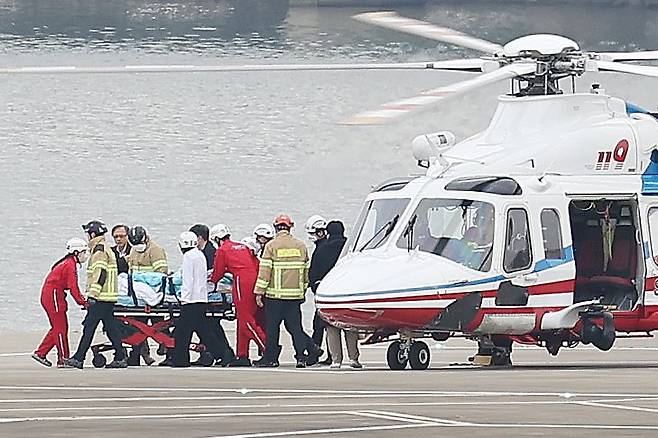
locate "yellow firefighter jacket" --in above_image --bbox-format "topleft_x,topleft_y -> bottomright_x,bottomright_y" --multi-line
128,239 -> 168,273
87,236 -> 118,302
255,230 -> 309,300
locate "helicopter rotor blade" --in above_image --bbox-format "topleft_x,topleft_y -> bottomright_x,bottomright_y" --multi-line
0,59 -> 485,75
596,60 -> 658,78
353,11 -> 503,55
596,50 -> 658,62
342,62 -> 535,125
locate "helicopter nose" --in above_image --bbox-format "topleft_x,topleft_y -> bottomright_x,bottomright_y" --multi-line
315,251 -> 463,329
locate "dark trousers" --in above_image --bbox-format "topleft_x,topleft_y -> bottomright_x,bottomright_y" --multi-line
72,300 -> 125,362
173,303 -> 225,367
264,298 -> 307,362
311,310 -> 331,360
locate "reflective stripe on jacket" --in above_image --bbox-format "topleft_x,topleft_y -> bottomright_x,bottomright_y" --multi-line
255,230 -> 309,300
128,240 -> 168,273
87,236 -> 118,302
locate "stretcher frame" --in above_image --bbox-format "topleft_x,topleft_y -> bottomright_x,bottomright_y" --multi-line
90,274 -> 235,367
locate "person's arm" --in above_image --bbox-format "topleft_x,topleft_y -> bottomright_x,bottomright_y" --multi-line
65,259 -> 88,307
87,244 -> 109,297
254,243 -> 274,307
180,253 -> 192,303
308,250 -> 321,293
210,248 -> 227,284
302,246 -> 310,291
151,245 -> 168,274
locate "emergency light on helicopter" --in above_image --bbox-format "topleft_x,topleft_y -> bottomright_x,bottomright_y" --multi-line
6,11 -> 658,370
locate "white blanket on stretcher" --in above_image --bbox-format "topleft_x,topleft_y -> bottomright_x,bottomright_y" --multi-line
117,273 -> 163,306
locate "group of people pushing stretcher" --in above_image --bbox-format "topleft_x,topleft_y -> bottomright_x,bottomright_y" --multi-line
32,214 -> 359,369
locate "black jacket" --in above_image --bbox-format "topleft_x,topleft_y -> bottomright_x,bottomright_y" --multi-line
112,243 -> 132,275
202,242 -> 216,270
309,221 -> 347,293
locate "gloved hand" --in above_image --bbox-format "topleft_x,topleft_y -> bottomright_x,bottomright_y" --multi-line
256,295 -> 264,308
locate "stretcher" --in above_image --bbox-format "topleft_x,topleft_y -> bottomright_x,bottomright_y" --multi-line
90,272 -> 235,367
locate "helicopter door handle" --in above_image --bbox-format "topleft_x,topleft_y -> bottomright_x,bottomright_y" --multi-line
522,273 -> 539,283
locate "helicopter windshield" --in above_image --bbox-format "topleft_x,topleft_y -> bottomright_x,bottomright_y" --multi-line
348,198 -> 411,252
397,198 -> 495,272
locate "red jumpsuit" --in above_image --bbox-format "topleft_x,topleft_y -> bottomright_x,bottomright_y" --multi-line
35,256 -> 87,364
211,240 -> 266,358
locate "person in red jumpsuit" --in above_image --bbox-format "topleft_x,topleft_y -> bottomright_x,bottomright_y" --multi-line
32,238 -> 89,367
210,224 -> 266,367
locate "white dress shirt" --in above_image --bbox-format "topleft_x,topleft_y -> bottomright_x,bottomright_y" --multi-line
180,247 -> 208,304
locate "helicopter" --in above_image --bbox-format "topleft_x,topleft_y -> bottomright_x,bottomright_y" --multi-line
6,11 -> 658,371
311,12 -> 658,370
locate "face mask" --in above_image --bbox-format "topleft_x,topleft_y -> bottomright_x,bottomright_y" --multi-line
133,243 -> 147,253
76,251 -> 89,264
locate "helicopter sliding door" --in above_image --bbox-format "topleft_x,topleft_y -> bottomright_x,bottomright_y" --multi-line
569,198 -> 644,311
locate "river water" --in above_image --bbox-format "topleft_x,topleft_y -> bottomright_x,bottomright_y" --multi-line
2,1 -> 658,331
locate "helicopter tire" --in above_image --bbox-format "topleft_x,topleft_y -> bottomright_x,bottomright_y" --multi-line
408,341 -> 430,370
386,340 -> 408,370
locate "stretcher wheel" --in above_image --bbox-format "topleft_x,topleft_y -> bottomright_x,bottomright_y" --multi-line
198,351 -> 214,367
92,354 -> 107,368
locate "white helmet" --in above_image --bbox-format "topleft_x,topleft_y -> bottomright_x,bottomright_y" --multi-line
305,215 -> 327,234
241,237 -> 260,255
178,231 -> 198,250
67,238 -> 88,254
210,224 -> 230,241
67,238 -> 89,263
253,223 -> 275,239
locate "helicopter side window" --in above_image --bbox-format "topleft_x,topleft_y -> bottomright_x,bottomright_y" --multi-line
504,208 -> 532,273
396,198 -> 494,272
648,208 -> 658,266
540,209 -> 565,260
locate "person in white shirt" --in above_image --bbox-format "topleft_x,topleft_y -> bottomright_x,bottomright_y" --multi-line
173,231 -> 226,367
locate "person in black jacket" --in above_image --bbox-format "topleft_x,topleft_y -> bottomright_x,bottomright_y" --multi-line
111,224 -> 131,275
307,216 -> 331,365
316,221 -> 362,369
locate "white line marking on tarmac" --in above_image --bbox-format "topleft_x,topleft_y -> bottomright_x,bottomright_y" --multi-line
0,353 -> 30,357
575,401 -> 658,414
0,409 -> 373,423
2,398 -> 620,413
3,386 -> 658,399
208,423 -> 435,438
350,410 -> 431,424
368,410 -> 469,425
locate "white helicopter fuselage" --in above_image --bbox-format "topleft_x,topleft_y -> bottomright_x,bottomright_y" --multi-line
316,92 -> 658,347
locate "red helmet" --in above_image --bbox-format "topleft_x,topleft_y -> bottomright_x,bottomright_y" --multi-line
273,214 -> 294,227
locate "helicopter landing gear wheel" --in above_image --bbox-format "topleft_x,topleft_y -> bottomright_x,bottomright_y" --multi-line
386,340 -> 409,370
409,341 -> 430,370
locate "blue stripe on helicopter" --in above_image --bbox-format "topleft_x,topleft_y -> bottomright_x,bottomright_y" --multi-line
316,246 -> 574,300
642,150 -> 658,195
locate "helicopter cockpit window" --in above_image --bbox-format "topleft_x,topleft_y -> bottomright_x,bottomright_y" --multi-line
349,198 -> 411,252
396,198 -> 495,272
504,208 -> 533,273
445,177 -> 522,195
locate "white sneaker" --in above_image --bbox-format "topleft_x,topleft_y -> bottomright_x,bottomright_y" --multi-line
330,362 -> 341,369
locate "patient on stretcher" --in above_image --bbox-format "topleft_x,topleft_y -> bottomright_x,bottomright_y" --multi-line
117,272 -> 233,307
